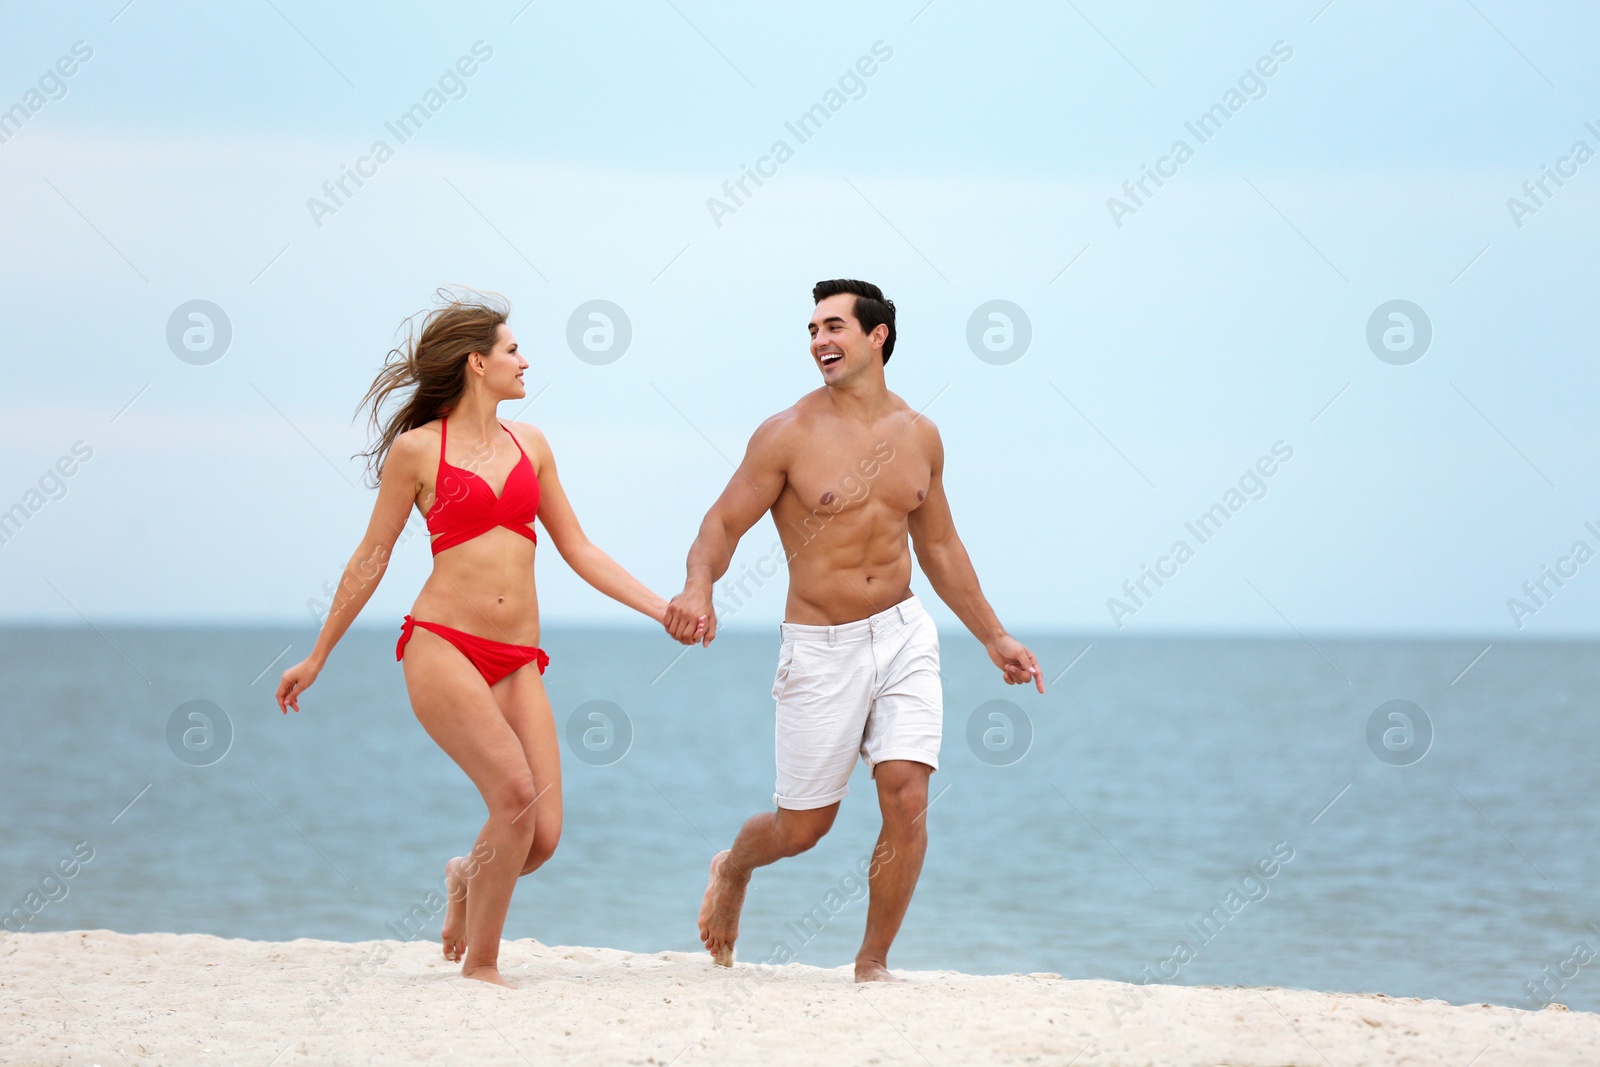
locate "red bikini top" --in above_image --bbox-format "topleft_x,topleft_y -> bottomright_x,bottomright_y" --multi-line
425,418 -> 540,555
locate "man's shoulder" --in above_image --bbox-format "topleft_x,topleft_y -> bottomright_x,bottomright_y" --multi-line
752,390 -> 827,441
883,391 -> 940,442
786,387 -> 835,419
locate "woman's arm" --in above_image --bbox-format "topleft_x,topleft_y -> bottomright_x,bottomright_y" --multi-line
276,432 -> 423,712
519,422 -> 686,632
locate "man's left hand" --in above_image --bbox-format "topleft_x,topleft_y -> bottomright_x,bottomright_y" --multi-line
986,634 -> 1044,693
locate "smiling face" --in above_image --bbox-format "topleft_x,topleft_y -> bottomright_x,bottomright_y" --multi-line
470,323 -> 527,399
809,293 -> 886,387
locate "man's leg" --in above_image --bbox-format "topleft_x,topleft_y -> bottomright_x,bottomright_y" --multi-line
855,759 -> 931,982
699,802 -> 839,964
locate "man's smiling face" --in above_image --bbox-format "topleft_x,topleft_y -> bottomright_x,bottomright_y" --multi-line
809,293 -> 882,386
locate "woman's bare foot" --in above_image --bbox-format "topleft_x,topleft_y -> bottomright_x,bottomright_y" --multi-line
461,965 -> 514,989
854,959 -> 904,983
698,850 -> 746,967
441,857 -> 469,962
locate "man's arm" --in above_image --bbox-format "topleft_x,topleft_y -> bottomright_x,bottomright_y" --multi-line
663,416 -> 790,645
907,424 -> 1044,692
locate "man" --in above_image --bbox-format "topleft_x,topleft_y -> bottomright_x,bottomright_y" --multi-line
663,279 -> 1044,983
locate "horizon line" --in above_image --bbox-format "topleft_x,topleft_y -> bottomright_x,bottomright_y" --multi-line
0,618 -> 1590,643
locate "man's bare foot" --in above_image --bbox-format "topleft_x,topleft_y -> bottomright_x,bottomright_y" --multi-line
461,965 -> 514,989
854,959 -> 904,983
698,850 -> 747,967
441,856 -> 468,962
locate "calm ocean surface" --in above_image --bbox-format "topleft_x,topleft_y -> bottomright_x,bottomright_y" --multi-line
3,626 -> 1596,1013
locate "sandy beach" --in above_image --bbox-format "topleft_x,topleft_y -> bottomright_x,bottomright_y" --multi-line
3,931 -> 1595,1065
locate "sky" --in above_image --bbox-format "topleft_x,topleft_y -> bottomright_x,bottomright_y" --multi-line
1,0 -> 1597,637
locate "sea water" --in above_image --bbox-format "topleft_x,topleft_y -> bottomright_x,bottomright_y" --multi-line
2,626 -> 1596,1014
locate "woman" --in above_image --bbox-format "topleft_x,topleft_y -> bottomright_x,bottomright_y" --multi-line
275,291 -> 699,988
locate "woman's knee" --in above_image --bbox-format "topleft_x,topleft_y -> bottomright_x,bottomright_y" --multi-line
519,838 -> 557,875
489,774 -> 542,830
520,818 -> 562,874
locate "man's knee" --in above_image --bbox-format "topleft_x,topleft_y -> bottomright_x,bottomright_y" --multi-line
876,764 -> 932,828
777,805 -> 837,856
784,825 -> 828,856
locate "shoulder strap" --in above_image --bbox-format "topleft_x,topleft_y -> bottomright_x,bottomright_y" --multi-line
500,422 -> 529,459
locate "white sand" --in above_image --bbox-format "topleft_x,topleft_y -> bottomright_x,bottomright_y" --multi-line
4,930 -> 1596,1065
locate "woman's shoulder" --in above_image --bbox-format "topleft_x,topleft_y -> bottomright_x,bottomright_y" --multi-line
503,419 -> 549,450
500,421 -> 552,476
390,421 -> 443,462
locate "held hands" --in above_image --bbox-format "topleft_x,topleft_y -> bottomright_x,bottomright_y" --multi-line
663,585 -> 716,647
275,658 -> 322,714
987,634 -> 1045,693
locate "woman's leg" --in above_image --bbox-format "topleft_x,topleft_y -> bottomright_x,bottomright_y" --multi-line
402,628 -> 540,987
438,660 -> 563,963
493,665 -> 563,877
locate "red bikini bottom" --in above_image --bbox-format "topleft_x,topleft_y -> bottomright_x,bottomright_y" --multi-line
396,615 -> 550,686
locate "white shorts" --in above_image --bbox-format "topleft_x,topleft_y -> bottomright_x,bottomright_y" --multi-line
771,595 -> 942,811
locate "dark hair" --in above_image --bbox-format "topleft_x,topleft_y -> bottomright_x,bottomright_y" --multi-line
812,279 -> 896,365
355,288 -> 510,487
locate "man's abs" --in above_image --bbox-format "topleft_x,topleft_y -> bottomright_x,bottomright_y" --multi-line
774,501 -> 917,624
767,404 -> 931,625
782,557 -> 915,625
